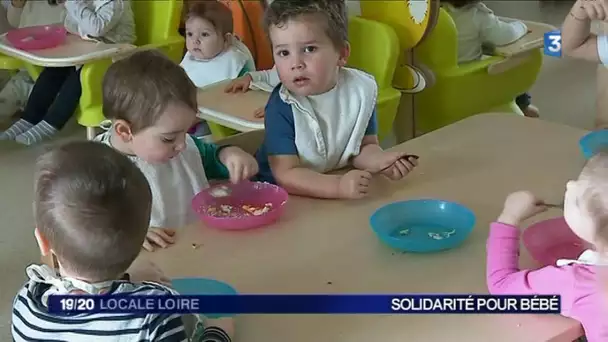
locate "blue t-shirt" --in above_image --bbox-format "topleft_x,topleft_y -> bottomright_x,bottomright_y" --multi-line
255,85 -> 378,184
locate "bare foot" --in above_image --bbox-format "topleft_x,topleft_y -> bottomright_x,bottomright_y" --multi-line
523,105 -> 539,118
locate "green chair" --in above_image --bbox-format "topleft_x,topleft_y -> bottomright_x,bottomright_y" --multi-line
411,8 -> 543,133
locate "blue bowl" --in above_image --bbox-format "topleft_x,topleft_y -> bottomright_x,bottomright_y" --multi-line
579,130 -> 608,159
171,277 -> 238,318
369,199 -> 476,253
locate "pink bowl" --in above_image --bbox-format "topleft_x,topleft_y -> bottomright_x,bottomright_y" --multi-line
6,24 -> 67,51
192,181 -> 288,230
522,217 -> 586,266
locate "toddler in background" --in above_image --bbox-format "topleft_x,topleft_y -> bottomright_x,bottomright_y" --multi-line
96,49 -> 258,252
253,0 -> 418,200
181,0 -> 255,138
441,0 -> 539,118
12,141 -> 234,341
487,152 -> 608,341
0,0 -> 135,145
0,0 -> 65,120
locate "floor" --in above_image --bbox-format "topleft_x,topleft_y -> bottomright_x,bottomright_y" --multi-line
0,1 -> 597,338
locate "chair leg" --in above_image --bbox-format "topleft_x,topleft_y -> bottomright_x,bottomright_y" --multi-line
86,127 -> 96,140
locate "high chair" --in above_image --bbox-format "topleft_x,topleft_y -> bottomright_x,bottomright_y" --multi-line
22,0 -> 185,139
411,8 -> 543,133
347,16 -> 401,141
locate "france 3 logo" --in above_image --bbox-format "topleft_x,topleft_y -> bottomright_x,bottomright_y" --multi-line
544,30 -> 561,57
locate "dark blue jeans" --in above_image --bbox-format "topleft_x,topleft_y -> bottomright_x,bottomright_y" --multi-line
21,66 -> 82,130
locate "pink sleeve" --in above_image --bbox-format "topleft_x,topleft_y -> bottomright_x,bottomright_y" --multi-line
486,222 -> 575,296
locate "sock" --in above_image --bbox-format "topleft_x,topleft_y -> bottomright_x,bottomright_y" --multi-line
0,119 -> 33,140
15,120 -> 58,145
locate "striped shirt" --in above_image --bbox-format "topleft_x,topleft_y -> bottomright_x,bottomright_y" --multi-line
12,270 -> 231,342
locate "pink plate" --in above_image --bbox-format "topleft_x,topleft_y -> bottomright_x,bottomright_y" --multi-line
192,181 -> 288,230
522,217 -> 586,266
6,24 -> 67,51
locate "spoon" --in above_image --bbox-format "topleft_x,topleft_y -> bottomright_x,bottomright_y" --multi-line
377,154 -> 420,173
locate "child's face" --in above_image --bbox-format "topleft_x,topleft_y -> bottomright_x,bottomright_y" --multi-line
185,17 -> 227,60
564,180 -> 597,244
127,103 -> 197,164
269,17 -> 349,96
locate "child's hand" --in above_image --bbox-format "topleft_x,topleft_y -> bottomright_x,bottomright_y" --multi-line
498,191 -> 548,227
572,0 -> 608,21
219,146 -> 259,183
253,107 -> 265,118
126,258 -> 171,286
378,152 -> 418,181
224,74 -> 253,93
143,227 -> 176,252
338,170 -> 372,199
11,0 -> 26,8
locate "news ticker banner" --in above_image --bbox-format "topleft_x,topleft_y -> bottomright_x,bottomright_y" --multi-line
48,294 -> 561,315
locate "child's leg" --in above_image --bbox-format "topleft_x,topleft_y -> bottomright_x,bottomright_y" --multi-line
0,67 -> 70,140
515,93 -> 539,118
15,67 -> 81,145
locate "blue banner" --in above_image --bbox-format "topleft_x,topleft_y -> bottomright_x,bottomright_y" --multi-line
48,294 -> 561,315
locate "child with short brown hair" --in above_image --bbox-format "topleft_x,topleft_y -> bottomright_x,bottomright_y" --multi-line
11,141 -> 234,341
97,49 -> 258,251
248,0 -> 418,199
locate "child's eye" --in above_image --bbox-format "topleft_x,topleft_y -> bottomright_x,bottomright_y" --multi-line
161,137 -> 176,143
304,46 -> 317,53
186,32 -> 193,37
276,50 -> 289,57
202,32 -> 210,37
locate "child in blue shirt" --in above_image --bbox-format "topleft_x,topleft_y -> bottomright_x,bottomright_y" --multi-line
254,0 -> 419,200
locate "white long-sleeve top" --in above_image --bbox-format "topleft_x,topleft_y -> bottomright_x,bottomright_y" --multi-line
6,1 -> 65,28
63,0 -> 135,44
443,2 -> 527,63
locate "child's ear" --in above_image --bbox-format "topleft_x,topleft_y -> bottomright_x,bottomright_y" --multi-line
338,42 -> 350,67
34,228 -> 51,256
113,120 -> 133,142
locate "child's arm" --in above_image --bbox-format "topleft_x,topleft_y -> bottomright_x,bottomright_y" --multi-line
64,0 -> 125,38
191,136 -> 230,180
475,3 -> 528,46
191,135 -> 258,183
265,91 -> 368,199
486,222 -> 575,295
562,0 -> 607,63
351,111 -> 382,170
249,65 -> 281,89
7,0 -> 25,28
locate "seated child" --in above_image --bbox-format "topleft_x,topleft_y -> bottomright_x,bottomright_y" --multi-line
12,141 -> 234,341
253,0 -> 419,200
487,152 -> 608,341
441,0 -> 539,118
180,1 -> 255,137
0,0 -> 65,119
0,0 -> 136,145
96,49 -> 258,252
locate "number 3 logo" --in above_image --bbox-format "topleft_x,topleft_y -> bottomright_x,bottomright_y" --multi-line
548,35 -> 561,52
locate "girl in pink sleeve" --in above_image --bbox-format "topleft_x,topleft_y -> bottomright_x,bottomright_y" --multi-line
487,151 -> 608,341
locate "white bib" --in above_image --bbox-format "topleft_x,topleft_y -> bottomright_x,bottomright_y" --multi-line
279,68 -> 377,172
556,249 -> 608,267
96,132 -> 209,228
181,38 -> 254,88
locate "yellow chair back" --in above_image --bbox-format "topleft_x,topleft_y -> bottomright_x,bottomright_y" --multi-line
347,16 -> 401,141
